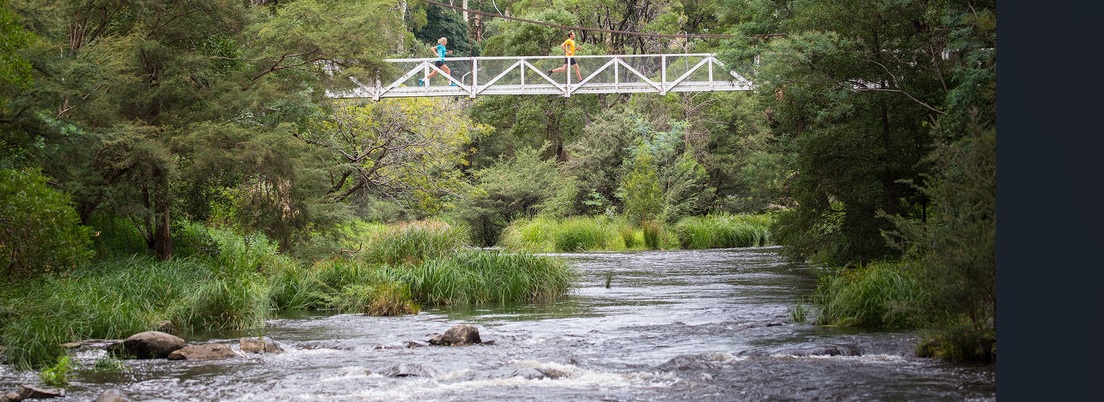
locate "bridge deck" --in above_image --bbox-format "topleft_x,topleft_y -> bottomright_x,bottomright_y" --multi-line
328,54 -> 753,100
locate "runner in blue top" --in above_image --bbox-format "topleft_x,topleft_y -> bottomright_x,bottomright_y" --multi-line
419,37 -> 454,86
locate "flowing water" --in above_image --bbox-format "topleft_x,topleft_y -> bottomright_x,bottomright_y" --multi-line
1,247 -> 996,401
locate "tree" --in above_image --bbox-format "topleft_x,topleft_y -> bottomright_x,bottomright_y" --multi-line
620,150 -> 662,225
299,98 -> 486,217
414,3 -> 479,57
0,0 -> 33,111
0,168 -> 93,280
453,145 -> 566,246
2,0 -> 407,259
732,0 -> 949,265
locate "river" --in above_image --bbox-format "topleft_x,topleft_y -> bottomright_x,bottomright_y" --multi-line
0,247 -> 996,401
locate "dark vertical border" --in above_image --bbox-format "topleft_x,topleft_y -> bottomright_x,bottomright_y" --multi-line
1001,2 -> 1102,400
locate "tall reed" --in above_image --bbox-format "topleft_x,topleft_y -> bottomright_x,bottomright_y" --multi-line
384,250 -> 575,305
672,214 -> 774,249
553,217 -> 609,251
500,216 -> 631,252
357,220 -> 467,265
0,257 -> 223,368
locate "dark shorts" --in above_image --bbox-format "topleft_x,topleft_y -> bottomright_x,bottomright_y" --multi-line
434,61 -> 445,67
564,57 -> 577,65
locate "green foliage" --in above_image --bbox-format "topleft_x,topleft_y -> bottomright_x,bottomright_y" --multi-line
0,168 -> 93,280
499,215 -> 691,252
173,220 -> 298,277
305,99 -> 484,215
86,213 -> 150,259
172,274 -> 270,331
882,121 -> 996,359
39,354 -> 71,386
916,316 -> 996,363
742,0 -> 948,265
453,145 -> 566,246
620,151 -> 663,225
789,302 -> 809,324
0,0 -> 34,106
0,257 -> 203,368
810,261 -> 927,329
498,216 -> 557,252
480,7 -> 575,57
499,215 -> 628,252
268,257 -> 376,311
413,3 -> 479,57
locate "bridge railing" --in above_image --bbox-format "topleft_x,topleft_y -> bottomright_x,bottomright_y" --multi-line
332,54 -> 754,100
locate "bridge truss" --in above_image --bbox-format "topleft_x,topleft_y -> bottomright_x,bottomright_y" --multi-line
328,54 -> 754,100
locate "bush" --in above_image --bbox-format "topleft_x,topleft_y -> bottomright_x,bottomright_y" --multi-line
0,168 -> 93,280
915,316 -> 996,363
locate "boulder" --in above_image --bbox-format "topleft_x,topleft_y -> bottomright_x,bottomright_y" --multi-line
772,344 -> 862,357
17,384 -> 64,399
93,389 -> 130,402
167,343 -> 239,361
428,324 -> 481,346
509,368 -> 547,380
379,363 -> 441,378
109,331 -> 185,359
240,337 -> 284,354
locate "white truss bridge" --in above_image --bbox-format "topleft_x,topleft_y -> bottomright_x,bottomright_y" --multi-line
328,53 -> 754,100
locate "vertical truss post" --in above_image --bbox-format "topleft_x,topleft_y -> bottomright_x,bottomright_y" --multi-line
660,54 -> 667,95
470,58 -> 478,98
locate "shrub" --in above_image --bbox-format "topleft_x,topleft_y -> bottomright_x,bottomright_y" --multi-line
0,168 -> 93,280
915,316 -> 996,363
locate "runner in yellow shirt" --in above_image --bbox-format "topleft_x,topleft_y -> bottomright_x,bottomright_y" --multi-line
549,30 -> 582,81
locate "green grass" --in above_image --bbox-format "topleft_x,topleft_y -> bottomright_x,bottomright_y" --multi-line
385,250 -> 575,305
356,220 -> 468,266
39,354 -> 72,386
810,261 -> 927,329
499,214 -> 771,252
671,214 -> 774,249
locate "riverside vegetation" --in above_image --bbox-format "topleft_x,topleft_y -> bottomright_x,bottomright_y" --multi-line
0,217 -> 574,370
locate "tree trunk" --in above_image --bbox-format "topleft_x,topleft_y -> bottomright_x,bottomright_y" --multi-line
154,201 -> 171,260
